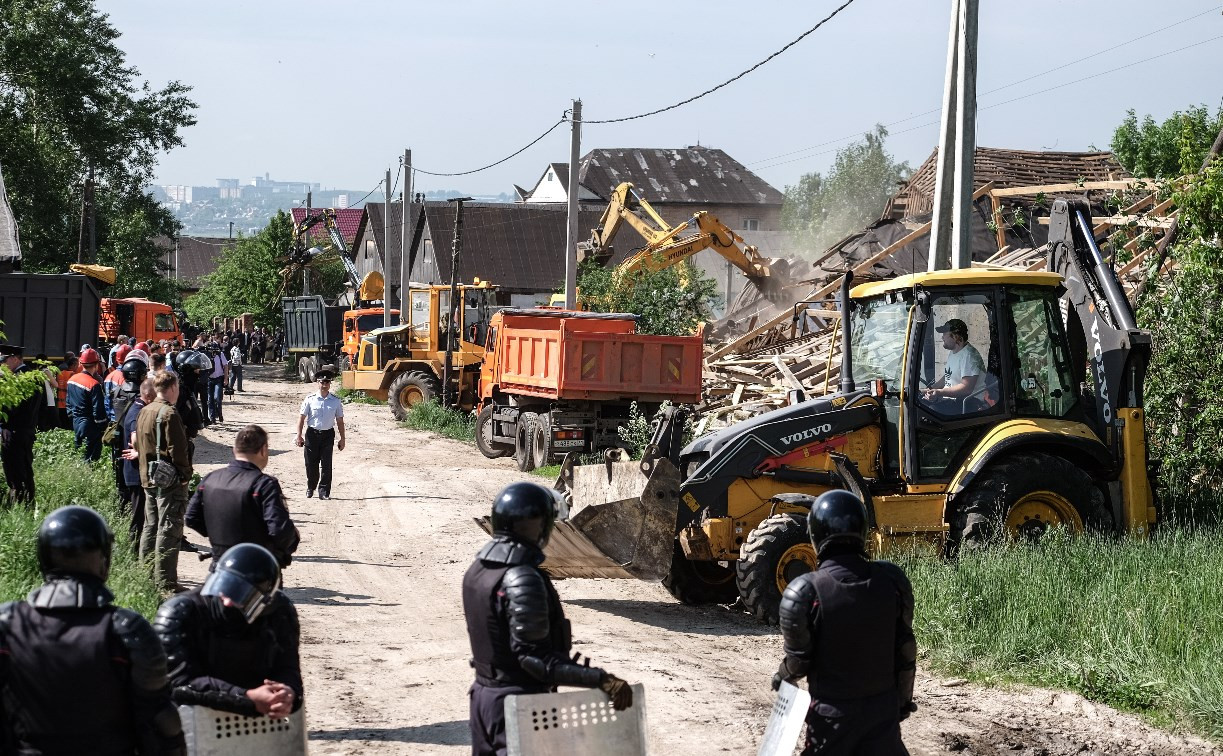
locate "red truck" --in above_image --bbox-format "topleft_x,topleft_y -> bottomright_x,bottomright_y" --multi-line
475,308 -> 703,471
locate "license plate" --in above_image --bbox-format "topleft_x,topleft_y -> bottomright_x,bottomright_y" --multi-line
553,439 -> 585,448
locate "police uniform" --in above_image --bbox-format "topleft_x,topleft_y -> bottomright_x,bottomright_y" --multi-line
777,547 -> 916,756
298,382 -> 343,498
186,460 -> 300,568
0,344 -> 41,503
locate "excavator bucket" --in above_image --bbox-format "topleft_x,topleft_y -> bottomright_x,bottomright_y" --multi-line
475,455 -> 681,582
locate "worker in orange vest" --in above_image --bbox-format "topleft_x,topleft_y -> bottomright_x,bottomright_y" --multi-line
66,349 -> 107,461
55,352 -> 80,430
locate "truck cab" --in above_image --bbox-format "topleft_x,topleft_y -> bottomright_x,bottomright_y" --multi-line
342,307 -> 400,366
99,297 -> 182,346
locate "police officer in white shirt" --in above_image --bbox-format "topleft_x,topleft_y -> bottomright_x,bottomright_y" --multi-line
295,369 -> 345,499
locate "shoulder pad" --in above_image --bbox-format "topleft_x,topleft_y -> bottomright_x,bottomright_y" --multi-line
113,608 -> 171,692
477,536 -> 543,566
779,574 -> 819,624
502,565 -> 551,644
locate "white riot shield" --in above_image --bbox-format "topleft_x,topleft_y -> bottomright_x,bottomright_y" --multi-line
757,681 -> 810,756
178,705 -> 308,756
504,684 -> 647,756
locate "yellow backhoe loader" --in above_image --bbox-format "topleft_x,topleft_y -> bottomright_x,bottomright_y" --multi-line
511,199 -> 1156,624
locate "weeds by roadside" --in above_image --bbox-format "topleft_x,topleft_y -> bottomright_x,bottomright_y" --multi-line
336,388 -> 382,405
0,429 -> 162,619
400,400 -> 476,442
896,529 -> 1223,740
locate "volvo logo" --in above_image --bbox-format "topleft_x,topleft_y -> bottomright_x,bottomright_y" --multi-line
1091,318 -> 1112,424
781,423 -> 833,447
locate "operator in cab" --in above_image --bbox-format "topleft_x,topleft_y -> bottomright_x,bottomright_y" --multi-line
463,482 -> 633,756
772,490 -> 917,756
921,318 -> 985,410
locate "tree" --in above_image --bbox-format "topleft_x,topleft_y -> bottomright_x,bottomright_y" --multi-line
97,193 -> 182,306
184,212 -> 294,329
0,0 -> 196,273
1111,105 -> 1223,179
576,260 -> 719,336
781,125 -> 910,256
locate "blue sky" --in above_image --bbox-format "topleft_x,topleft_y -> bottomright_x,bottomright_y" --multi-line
101,0 -> 1223,196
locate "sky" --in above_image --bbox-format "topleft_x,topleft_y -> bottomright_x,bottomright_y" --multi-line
101,0 -> 1223,198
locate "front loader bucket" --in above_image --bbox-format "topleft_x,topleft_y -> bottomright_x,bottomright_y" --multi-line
474,457 -> 681,582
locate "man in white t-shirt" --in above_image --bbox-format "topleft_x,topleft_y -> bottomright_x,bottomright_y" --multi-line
922,318 -> 985,409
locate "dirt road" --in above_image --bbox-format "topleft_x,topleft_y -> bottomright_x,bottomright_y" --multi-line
180,365 -> 1220,755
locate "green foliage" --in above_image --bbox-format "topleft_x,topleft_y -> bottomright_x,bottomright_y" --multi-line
897,529 -> 1223,739
781,125 -> 910,256
1111,105 -> 1223,179
0,0 -> 196,273
335,388 -> 382,405
616,401 -> 698,459
575,259 -> 718,336
400,400 -> 475,442
97,193 -> 183,306
184,211 -> 294,329
1139,155 -> 1223,523
0,430 -> 162,618
0,323 -> 50,419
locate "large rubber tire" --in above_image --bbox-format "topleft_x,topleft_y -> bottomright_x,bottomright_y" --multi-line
476,404 -> 511,459
388,370 -> 440,421
514,413 -> 539,472
296,356 -> 309,382
662,542 -> 740,605
531,413 -> 554,469
737,514 -> 819,625
949,451 -> 1113,554
302,356 -> 317,383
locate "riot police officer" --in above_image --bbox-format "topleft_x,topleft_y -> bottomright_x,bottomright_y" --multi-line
0,506 -> 186,754
153,543 -> 303,719
463,482 -> 633,756
172,349 -> 209,461
773,490 -> 917,756
111,355 -> 149,514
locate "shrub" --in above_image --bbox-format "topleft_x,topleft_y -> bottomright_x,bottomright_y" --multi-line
400,400 -> 475,442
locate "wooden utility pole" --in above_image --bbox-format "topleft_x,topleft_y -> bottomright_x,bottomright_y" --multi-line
383,167 -> 392,325
564,99 -> 582,309
928,0 -> 979,271
443,197 -> 472,407
302,192 -> 311,296
400,148 -> 412,325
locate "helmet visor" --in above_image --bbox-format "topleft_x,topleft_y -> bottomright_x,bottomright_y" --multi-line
201,570 -> 275,623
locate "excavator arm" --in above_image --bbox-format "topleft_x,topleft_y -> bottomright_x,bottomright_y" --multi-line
288,209 -> 370,300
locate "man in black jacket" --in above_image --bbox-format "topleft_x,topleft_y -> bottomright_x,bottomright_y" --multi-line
186,424 -> 299,568
153,543 -> 303,719
0,343 -> 44,504
463,481 -> 633,756
773,490 -> 917,756
0,506 -> 186,755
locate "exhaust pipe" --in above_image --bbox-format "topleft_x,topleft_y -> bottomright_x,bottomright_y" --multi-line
839,271 -> 855,395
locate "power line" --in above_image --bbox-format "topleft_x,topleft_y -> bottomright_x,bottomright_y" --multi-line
752,32 -> 1223,172
412,117 -> 568,177
585,0 -> 859,125
748,4 -> 1221,169
347,181 -> 384,207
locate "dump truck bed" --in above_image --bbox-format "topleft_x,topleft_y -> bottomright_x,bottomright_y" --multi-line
282,296 -> 345,353
492,309 -> 702,404
0,273 -> 101,360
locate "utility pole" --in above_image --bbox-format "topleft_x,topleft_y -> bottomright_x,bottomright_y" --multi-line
927,0 -> 979,271
86,166 -> 96,263
400,148 -> 412,326
302,191 -> 311,296
384,167 -> 392,326
564,99 -> 582,309
443,197 -> 472,408
228,221 -> 234,239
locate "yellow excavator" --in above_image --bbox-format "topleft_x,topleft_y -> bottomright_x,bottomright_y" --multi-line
551,182 -> 786,305
517,199 -> 1156,624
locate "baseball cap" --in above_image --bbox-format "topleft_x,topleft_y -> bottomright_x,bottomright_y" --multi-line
936,318 -> 968,338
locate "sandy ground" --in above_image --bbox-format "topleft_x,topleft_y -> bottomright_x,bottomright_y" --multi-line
177,364 -> 1221,755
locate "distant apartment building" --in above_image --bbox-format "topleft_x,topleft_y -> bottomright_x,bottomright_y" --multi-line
248,173 -> 319,194
164,185 -> 192,203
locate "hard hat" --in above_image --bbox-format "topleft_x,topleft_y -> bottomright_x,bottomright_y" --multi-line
79,348 -> 102,366
113,344 -> 132,364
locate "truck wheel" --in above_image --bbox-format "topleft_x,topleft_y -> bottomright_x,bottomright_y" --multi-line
389,370 -> 439,421
949,452 -> 1112,554
737,514 -> 818,625
531,413 -> 554,469
514,413 -> 539,472
476,405 -> 511,459
296,356 -> 310,382
302,356 -> 317,382
662,542 -> 739,605
338,354 -> 351,373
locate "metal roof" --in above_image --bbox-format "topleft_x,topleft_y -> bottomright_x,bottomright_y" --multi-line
578,147 -> 784,206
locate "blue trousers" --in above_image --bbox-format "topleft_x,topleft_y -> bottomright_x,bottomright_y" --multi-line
72,416 -> 103,462
208,377 -> 226,421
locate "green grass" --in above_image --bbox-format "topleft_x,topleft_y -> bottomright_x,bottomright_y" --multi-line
531,464 -> 562,479
896,530 -> 1223,740
0,430 -> 162,619
335,388 -> 383,405
399,400 -> 476,442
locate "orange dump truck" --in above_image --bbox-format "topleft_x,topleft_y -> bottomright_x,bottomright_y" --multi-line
99,297 -> 183,347
475,308 -> 703,472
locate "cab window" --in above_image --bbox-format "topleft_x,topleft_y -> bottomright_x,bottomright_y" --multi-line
154,313 -> 176,332
1008,287 -> 1078,418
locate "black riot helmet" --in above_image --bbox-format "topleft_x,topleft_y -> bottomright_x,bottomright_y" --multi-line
490,481 -> 561,548
201,544 -> 281,624
120,356 -> 149,386
37,506 -> 114,581
175,349 -> 211,374
807,489 -> 869,555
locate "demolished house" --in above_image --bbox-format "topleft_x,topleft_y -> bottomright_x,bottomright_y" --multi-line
697,147 -> 1175,431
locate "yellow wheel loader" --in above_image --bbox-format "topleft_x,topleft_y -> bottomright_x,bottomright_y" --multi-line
519,199 -> 1157,624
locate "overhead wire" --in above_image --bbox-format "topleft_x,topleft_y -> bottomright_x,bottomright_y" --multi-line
411,117 -> 568,177
748,4 -> 1222,170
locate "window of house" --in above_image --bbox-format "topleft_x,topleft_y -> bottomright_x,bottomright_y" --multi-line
743,218 -> 760,231
365,239 -> 375,261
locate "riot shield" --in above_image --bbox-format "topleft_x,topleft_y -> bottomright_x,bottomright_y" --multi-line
505,684 -> 647,756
